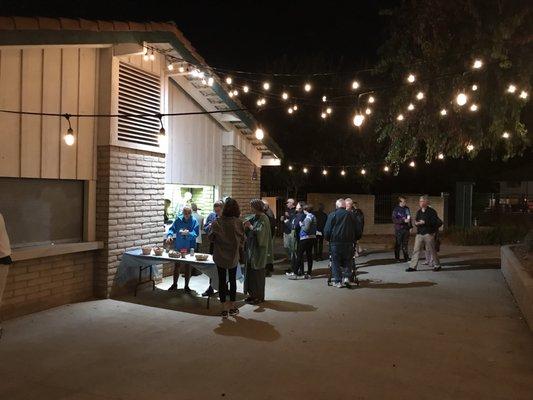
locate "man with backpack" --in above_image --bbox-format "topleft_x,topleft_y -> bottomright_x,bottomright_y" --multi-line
406,195 -> 443,272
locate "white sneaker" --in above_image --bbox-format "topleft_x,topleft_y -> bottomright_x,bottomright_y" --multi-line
343,278 -> 351,288
333,282 -> 343,288
285,272 -> 295,277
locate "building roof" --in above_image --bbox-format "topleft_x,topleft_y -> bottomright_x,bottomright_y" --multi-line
0,16 -> 282,161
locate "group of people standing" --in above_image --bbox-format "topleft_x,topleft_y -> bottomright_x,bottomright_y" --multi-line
165,198 -> 273,318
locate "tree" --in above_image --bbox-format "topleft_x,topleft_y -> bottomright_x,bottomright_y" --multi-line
375,0 -> 532,167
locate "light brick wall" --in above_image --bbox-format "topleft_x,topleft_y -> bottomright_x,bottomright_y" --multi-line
1,252 -> 95,319
221,145 -> 261,216
96,145 -> 166,297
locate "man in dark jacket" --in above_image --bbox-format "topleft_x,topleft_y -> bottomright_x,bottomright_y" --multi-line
324,198 -> 361,288
406,195 -> 442,272
312,203 -> 328,260
263,199 -> 276,276
281,199 -> 296,266
392,196 -> 412,262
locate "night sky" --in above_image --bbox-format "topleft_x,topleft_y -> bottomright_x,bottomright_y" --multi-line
3,0 -> 532,195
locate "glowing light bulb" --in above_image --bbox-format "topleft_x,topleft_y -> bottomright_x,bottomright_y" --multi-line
472,59 -> 483,69
322,169 -> 328,176
466,144 -> 475,152
365,108 -> 372,115
469,103 -> 478,112
507,84 -> 516,93
293,105 -> 298,111
472,84 -> 478,91
368,96 -> 375,104
353,114 -> 365,127
263,82 -> 270,90
207,77 -> 214,86
321,112 -> 327,119
340,170 -> 346,176
409,161 -> 415,168
178,66 -> 185,73
407,103 -> 415,111
288,165 -> 293,171
256,99 -> 261,105
255,128 -> 264,140
397,114 -> 404,121
149,53 -> 155,61
282,92 -> 289,100
303,167 -> 308,174
288,107 -> 293,114
304,83 -> 312,92
502,132 -> 510,139
243,85 -> 249,93
326,107 -> 332,114
143,53 -> 149,61
64,128 -> 75,146
383,166 -> 390,172
261,98 -> 267,105
360,168 -> 366,175
233,90 -> 239,96
322,95 -> 327,102
456,93 -> 468,106
167,63 -> 174,71
351,80 -> 360,90
519,90 -> 528,99
437,153 -> 445,160
407,74 -> 416,83
416,91 -> 424,100
229,92 -> 234,98
440,108 -> 447,116
201,78 -> 207,85
225,77 -> 232,85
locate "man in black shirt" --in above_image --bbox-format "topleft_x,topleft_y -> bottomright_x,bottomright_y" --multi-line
406,195 -> 442,272
312,203 -> 328,260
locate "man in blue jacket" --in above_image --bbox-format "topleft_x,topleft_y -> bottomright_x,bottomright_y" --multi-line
166,206 -> 200,293
324,198 -> 361,288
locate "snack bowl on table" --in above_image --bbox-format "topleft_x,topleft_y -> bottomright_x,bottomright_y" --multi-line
168,250 -> 180,259
141,246 -> 152,255
194,253 -> 209,262
153,247 -> 164,256
179,249 -> 188,257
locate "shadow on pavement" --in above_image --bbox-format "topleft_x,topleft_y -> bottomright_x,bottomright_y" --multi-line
358,279 -> 437,289
213,315 -> 281,342
253,300 -> 318,313
438,258 -> 500,271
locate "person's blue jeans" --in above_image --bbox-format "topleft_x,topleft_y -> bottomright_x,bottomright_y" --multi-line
330,242 -> 354,283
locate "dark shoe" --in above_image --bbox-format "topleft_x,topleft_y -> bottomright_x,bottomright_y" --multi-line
265,270 -> 272,277
433,266 -> 442,271
167,283 -> 177,291
221,310 -> 228,319
184,286 -> 192,293
244,297 -> 255,303
229,308 -> 239,316
202,286 -> 214,297
405,267 -> 417,272
304,273 -> 311,279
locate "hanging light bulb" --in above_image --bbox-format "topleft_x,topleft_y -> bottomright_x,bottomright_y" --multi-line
149,52 -> 155,61
321,112 -> 327,119
416,91 -> 424,100
304,83 -> 312,92
368,96 -> 375,104
472,59 -> 483,69
397,113 -> 405,121
469,103 -> 478,112
233,90 -> 239,96
472,84 -> 478,91
288,165 -> 293,171
178,65 -> 185,73
255,128 -> 264,140
456,93 -> 468,106
440,108 -> 448,116
407,74 -> 416,83
261,98 -> 267,105
255,99 -> 261,105
282,92 -> 289,100
407,103 -> 415,111
519,90 -> 528,99
360,168 -> 366,175
353,114 -> 365,127
63,114 -> 75,146
243,85 -> 249,93
507,84 -> 517,93
340,169 -> 346,176
303,167 -> 308,174
288,107 -> 294,114
502,131 -> 510,139
225,77 -> 233,85
351,80 -> 360,90
383,165 -> 390,172
207,77 -> 214,86
201,78 -> 207,86
229,92 -> 234,98
322,95 -> 327,102
167,63 -> 174,71
293,105 -> 298,111
437,153 -> 445,160
365,108 -> 372,115
466,143 -> 475,152
409,160 -> 415,168
326,107 -> 332,114
263,82 -> 270,90
322,169 -> 328,176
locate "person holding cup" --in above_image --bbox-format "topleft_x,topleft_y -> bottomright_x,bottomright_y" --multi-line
392,196 -> 412,262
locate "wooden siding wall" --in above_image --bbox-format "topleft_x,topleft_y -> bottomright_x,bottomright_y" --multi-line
166,81 -> 223,186
0,47 -> 98,180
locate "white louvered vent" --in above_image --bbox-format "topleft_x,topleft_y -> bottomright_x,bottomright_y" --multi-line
118,62 -> 161,147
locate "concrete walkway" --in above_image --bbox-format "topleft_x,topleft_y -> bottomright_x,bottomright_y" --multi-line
1,245 -> 532,400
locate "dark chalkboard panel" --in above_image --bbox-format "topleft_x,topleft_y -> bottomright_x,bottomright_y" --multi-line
0,178 -> 83,248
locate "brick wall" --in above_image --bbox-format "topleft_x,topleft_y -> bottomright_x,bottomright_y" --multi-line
221,145 -> 261,216
96,145 -> 166,297
1,252 -> 95,319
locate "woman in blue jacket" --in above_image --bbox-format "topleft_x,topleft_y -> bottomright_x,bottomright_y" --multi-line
165,206 -> 200,293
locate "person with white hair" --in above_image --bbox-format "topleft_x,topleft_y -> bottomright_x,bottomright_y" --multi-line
406,195 -> 443,272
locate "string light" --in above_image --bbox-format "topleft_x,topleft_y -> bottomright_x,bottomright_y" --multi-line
255,128 -> 264,140
440,108 -> 448,116
397,113 -> 404,121
229,92 -> 234,98
472,59 -> 483,69
383,165 -> 390,172
201,78 -> 207,85
288,165 -> 293,171
143,52 -> 149,62
502,131 -> 510,139
167,63 -> 174,71
351,80 -> 360,90
63,114 -> 75,146
368,96 -> 375,104
225,77 -> 233,85
243,85 -> 249,93
303,167 -> 308,174
416,91 -> 424,100
409,160 -> 415,168
507,84 -> 516,93
407,103 -> 415,111
207,77 -> 214,86
287,107 -> 293,114
149,52 -> 155,61
156,113 -> 166,146
469,103 -> 478,112
340,169 -> 346,176
282,92 -> 289,100
321,112 -> 327,119
255,98 -> 260,105
263,82 -> 270,90
360,168 -> 366,175
472,84 -> 478,91
232,90 -> 239,96
437,153 -> 445,160
293,105 -> 298,111
261,98 -> 267,105
178,66 -> 185,73
466,143 -> 475,152
456,93 -> 468,106
353,114 -> 365,127
365,108 -> 372,115
304,83 -> 312,92
322,169 -> 328,176
407,74 -> 416,83
326,107 -> 332,114
519,90 -> 528,99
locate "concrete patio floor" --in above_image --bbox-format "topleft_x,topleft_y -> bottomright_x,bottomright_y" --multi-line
1,245 -> 532,400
